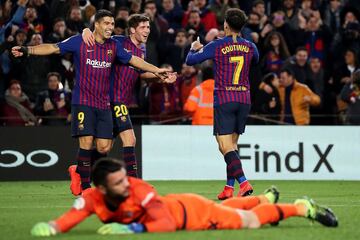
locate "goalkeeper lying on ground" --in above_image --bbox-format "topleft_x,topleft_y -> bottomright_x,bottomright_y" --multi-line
31,158 -> 338,236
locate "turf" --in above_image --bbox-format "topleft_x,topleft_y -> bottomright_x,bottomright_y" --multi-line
0,180 -> 359,240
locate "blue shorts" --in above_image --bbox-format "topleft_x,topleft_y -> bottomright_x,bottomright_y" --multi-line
71,105 -> 113,139
111,102 -> 133,137
213,102 -> 251,136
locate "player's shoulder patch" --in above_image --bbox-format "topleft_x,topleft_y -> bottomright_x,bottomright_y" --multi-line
73,197 -> 86,210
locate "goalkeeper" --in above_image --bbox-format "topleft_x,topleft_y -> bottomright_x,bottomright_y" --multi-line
31,158 -> 338,237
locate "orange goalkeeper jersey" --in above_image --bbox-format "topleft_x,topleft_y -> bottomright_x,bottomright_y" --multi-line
55,177 -> 243,233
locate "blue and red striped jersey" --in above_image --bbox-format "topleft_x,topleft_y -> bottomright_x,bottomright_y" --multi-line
57,35 -> 132,109
110,35 -> 146,105
186,36 -> 259,106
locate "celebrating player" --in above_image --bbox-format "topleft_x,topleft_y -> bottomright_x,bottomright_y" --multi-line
185,8 -> 259,199
30,157 -> 338,237
11,10 -> 172,196
80,14 -> 176,178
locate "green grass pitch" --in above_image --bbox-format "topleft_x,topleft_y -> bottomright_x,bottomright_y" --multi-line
0,180 -> 359,240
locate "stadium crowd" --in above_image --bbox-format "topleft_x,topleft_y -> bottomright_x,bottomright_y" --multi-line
1,0 -> 360,126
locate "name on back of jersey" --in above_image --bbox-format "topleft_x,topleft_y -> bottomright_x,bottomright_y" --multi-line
221,44 -> 249,54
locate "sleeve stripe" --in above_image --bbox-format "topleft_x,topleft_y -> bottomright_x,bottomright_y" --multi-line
141,192 -> 155,207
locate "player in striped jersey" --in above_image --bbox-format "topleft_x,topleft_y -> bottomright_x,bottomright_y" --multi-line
12,10 -> 172,195
81,14 -> 176,178
185,8 -> 259,200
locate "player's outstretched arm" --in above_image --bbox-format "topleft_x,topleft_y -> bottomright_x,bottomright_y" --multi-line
141,72 -> 177,84
12,44 -> 60,57
31,222 -> 58,237
129,56 -> 171,79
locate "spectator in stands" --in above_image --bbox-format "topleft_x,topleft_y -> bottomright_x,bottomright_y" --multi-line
182,0 -> 218,32
177,63 -> 198,107
253,73 -> 281,124
260,11 -> 295,53
32,0 -> 51,35
164,29 -> 190,73
323,0 -> 343,35
333,48 -> 359,94
66,6 -> 85,36
0,0 -> 27,43
144,0 -> 169,65
242,11 -> 261,43
161,0 -> 184,31
284,46 -> 310,85
278,68 -> 321,125
1,79 -> 37,126
129,0 -> 142,14
115,7 -> 130,20
20,6 -> 44,39
46,18 -> 67,43
183,66 -> 214,125
34,72 -> 71,126
297,11 -> 332,64
184,10 -> 206,41
113,18 -> 127,36
15,33 -> 51,101
340,69 -> 360,124
307,57 -> 327,124
282,0 -> 300,31
148,64 -> 181,122
251,0 -> 267,30
261,31 -> 290,74
209,0 -> 239,25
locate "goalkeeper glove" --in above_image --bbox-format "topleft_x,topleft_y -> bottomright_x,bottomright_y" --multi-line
97,222 -> 145,235
31,222 -> 57,237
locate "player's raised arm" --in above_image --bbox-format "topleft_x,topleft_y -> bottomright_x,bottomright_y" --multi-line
11,44 -> 60,57
185,38 -> 215,66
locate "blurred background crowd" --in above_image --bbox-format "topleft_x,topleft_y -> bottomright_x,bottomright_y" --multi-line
0,0 -> 360,126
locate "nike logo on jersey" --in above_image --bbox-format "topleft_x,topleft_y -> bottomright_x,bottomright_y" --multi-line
87,49 -> 95,53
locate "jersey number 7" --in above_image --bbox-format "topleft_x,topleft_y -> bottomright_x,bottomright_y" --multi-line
229,56 -> 244,85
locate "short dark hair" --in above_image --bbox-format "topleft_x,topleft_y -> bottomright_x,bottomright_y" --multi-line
144,0 -> 156,8
252,0 -> 265,7
115,18 -> 127,29
53,17 -> 65,26
47,72 -> 61,82
280,68 -> 295,77
225,8 -> 248,32
295,46 -> 308,53
92,158 -> 126,187
128,14 -> 150,29
95,9 -> 114,23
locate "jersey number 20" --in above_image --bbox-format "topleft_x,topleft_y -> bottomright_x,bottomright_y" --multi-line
229,56 -> 244,85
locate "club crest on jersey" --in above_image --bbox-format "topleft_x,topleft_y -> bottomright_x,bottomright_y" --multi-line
73,197 -> 85,210
78,124 -> 84,130
121,116 -> 127,122
107,50 -> 113,57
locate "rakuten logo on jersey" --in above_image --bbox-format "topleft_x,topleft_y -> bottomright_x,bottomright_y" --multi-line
86,58 -> 112,68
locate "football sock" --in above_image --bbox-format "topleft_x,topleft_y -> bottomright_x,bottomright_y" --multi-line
252,204 -> 299,225
91,149 -> 107,166
123,146 -> 138,177
76,148 -> 92,190
221,196 -> 261,210
224,151 -> 247,184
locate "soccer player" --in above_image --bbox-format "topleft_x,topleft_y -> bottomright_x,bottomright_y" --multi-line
11,10 -> 171,196
185,8 -> 259,200
81,14 -> 176,178
30,158 -> 338,237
